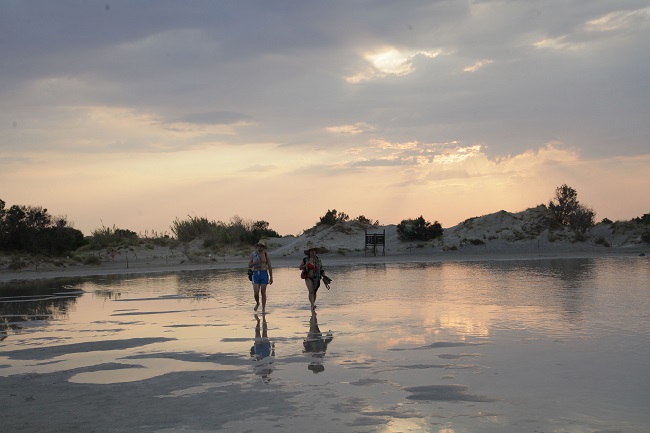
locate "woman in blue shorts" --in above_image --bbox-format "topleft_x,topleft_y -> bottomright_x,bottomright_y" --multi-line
248,239 -> 273,312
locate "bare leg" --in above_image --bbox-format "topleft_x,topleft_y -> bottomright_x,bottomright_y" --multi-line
306,278 -> 316,310
253,284 -> 260,311
260,284 -> 268,312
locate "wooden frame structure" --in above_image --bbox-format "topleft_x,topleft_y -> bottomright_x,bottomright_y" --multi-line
365,229 -> 386,256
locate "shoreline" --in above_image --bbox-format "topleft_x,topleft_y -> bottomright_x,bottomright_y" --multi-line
1,246 -> 646,284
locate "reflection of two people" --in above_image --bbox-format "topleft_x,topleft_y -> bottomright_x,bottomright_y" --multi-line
250,314 -> 275,383
303,311 -> 333,373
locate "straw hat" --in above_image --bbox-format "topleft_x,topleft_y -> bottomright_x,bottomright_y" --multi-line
256,239 -> 268,248
303,241 -> 324,255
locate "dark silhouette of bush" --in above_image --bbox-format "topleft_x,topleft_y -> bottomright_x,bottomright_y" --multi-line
318,209 -> 350,226
0,199 -> 85,254
632,213 -> 650,225
548,184 -> 595,233
355,215 -> 379,225
397,216 -> 443,241
89,225 -> 139,248
250,220 -> 280,243
171,214 -> 281,245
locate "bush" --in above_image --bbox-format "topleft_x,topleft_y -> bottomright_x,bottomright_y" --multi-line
396,216 -> 443,242
318,209 -> 349,226
641,231 -> 650,244
548,184 -> 595,233
172,215 -> 280,246
595,237 -> 611,247
83,255 -> 101,265
632,213 -> 650,225
89,225 -> 138,248
0,199 -> 85,255
355,215 -> 379,225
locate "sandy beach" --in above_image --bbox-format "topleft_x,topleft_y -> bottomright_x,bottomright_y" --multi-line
2,253 -> 649,433
2,211 -> 648,284
1,245 -> 646,285
2,216 -> 649,432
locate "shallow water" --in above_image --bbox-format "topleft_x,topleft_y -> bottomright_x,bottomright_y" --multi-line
1,257 -> 649,432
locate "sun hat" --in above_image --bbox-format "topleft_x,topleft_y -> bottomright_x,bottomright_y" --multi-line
256,239 -> 268,248
303,241 -> 324,255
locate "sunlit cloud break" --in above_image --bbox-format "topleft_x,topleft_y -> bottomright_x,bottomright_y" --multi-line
345,140 -> 482,168
325,122 -> 375,136
346,47 -> 441,83
584,7 -> 650,32
464,59 -> 494,73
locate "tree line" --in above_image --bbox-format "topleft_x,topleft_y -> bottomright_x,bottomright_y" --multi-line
1,185 -> 647,256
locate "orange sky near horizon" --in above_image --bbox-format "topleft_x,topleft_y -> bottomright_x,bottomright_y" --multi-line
1,2 -> 648,236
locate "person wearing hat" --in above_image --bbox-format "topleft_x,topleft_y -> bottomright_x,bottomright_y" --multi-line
299,242 -> 326,311
249,239 -> 273,312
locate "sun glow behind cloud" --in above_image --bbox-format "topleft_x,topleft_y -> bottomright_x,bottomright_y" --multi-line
345,47 -> 441,83
584,7 -> 650,32
534,6 -> 650,50
463,59 -> 494,73
1,1 -> 648,237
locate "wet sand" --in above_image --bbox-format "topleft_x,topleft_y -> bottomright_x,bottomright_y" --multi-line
2,253 -> 649,432
1,246 -> 645,284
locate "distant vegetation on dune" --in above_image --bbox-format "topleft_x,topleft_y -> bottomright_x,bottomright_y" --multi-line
1,184 -> 649,264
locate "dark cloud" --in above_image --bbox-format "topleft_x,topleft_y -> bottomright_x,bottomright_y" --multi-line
0,0 -> 647,158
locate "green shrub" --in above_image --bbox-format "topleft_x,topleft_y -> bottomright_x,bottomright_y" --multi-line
641,231 -> 650,244
172,215 -> 280,246
595,237 -> 611,247
318,209 -> 349,226
548,184 -> 595,233
89,225 -> 138,248
397,216 -> 443,241
0,199 -> 85,255
632,213 -> 650,225
83,255 -> 101,265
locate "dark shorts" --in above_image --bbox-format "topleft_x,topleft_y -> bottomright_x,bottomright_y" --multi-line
252,270 -> 269,285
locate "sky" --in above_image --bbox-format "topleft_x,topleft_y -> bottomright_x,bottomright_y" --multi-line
1,0 -> 649,237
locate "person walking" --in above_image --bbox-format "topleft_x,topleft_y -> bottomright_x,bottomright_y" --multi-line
299,242 -> 326,311
249,239 -> 273,312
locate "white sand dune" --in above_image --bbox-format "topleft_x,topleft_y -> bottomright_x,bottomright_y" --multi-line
1,206 -> 647,283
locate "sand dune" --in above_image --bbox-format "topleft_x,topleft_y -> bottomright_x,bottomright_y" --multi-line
1,207 -> 647,283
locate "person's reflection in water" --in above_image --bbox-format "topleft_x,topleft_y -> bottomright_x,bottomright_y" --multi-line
303,311 -> 333,373
250,314 -> 275,383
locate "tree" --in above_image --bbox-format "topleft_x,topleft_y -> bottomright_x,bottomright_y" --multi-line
396,216 -> 443,241
355,215 -> 379,225
251,220 -> 281,241
548,184 -> 595,233
0,199 -> 85,253
318,209 -> 349,226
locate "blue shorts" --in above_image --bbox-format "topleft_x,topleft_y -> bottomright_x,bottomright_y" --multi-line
252,270 -> 269,285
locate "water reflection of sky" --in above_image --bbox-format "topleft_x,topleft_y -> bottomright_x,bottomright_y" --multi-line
1,257 -> 649,432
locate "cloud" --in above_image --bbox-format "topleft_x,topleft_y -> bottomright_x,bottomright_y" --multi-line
169,111 -> 253,126
325,122 -> 375,136
345,47 -> 443,83
463,59 -> 494,73
1,1 -> 648,236
584,7 -> 650,32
